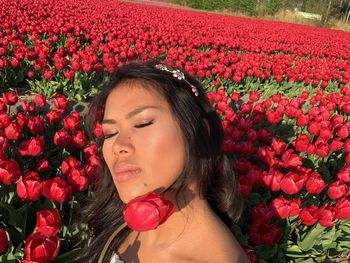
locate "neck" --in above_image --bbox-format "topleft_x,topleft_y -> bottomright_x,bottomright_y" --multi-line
138,186 -> 212,249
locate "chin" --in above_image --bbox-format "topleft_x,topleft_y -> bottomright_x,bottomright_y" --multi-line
117,188 -> 147,204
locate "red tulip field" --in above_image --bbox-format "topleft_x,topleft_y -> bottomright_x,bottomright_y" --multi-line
0,0 -> 350,262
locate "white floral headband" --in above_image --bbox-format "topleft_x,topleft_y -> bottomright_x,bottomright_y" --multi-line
155,64 -> 199,97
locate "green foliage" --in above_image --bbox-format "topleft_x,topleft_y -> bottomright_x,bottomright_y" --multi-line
265,0 -> 284,15
172,0 -> 233,10
169,0 -> 258,15
233,0 -> 258,16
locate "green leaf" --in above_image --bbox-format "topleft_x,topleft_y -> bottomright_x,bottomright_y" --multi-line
285,245 -> 309,258
255,244 -> 278,259
339,222 -> 350,235
337,240 -> 350,249
316,226 -> 335,251
247,192 -> 263,206
0,251 -> 20,263
298,224 -> 325,251
295,258 -> 317,263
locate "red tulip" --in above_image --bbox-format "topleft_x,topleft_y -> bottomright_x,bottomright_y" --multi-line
305,172 -> 326,194
281,149 -> 302,169
123,192 -> 175,232
43,68 -> 54,80
246,165 -> 263,187
252,203 -> 274,223
27,116 -> 45,135
23,232 -> 60,263
336,125 -> 349,139
308,121 -> 320,135
0,99 -> 7,112
270,196 -> 290,219
53,94 -> 68,111
5,121 -> 22,140
34,94 -> 47,108
300,206 -> 318,225
249,91 -> 260,102
36,209 -> 62,237
337,167 -> 350,184
327,181 -> 348,200
93,122 -> 104,138
85,155 -> 102,183
257,128 -> 272,143
16,112 -> 29,127
43,177 -> 72,203
0,228 -> 8,255
0,159 -> 21,185
249,219 -> 282,245
18,136 -> 45,157
61,157 -> 83,176
271,138 -> 287,156
256,146 -> 275,167
280,172 -> 306,195
83,143 -> 98,159
335,197 -> 350,220
234,158 -> 252,175
63,113 -> 81,131
54,129 -> 73,148
0,132 -> 9,152
317,204 -> 336,227
330,138 -> 344,152
266,110 -> 282,124
289,198 -> 301,217
72,130 -> 87,148
3,91 -> 18,105
262,169 -> 283,191
16,170 -> 42,201
21,100 -> 36,114
238,175 -> 253,198
46,109 -> 63,125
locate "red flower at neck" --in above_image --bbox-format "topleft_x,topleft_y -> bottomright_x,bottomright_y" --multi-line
123,192 -> 175,232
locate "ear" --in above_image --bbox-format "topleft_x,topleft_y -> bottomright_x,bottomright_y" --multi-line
202,118 -> 210,135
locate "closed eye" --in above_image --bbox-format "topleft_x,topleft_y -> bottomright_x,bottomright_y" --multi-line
103,120 -> 153,139
103,131 -> 119,140
134,120 -> 154,128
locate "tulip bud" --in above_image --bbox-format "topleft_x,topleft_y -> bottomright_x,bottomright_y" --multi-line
0,228 -> 8,255
123,192 -> 175,232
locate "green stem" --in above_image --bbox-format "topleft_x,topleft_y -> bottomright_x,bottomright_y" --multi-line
69,196 -> 75,226
22,203 -> 28,240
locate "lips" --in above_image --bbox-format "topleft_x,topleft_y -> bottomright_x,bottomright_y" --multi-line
113,163 -> 142,182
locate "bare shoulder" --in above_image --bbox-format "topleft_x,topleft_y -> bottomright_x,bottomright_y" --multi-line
173,212 -> 250,263
196,222 -> 250,263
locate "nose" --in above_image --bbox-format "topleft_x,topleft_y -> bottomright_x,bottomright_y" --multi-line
112,132 -> 134,158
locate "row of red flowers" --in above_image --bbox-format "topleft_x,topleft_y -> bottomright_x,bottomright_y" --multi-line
0,82 -> 349,261
0,91 -> 102,262
1,0 -> 350,99
204,86 -> 350,259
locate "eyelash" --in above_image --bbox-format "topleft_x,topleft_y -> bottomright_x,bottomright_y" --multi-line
103,120 -> 154,140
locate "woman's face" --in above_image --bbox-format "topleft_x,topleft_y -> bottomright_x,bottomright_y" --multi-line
102,81 -> 186,203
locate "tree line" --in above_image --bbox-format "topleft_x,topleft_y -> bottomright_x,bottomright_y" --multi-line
170,0 -> 350,25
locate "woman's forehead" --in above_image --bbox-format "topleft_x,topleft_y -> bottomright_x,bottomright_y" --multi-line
103,82 -> 168,117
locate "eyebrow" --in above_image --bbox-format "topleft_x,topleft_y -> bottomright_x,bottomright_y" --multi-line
101,105 -> 161,124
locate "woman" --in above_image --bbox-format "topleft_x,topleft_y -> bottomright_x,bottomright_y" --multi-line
73,61 -> 249,263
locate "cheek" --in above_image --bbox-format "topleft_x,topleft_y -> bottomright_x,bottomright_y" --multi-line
140,123 -> 186,185
102,141 -> 113,166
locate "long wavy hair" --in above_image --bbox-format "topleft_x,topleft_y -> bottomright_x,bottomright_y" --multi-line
71,60 -> 243,263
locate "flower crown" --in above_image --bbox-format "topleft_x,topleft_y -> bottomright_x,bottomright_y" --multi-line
155,64 -> 199,96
